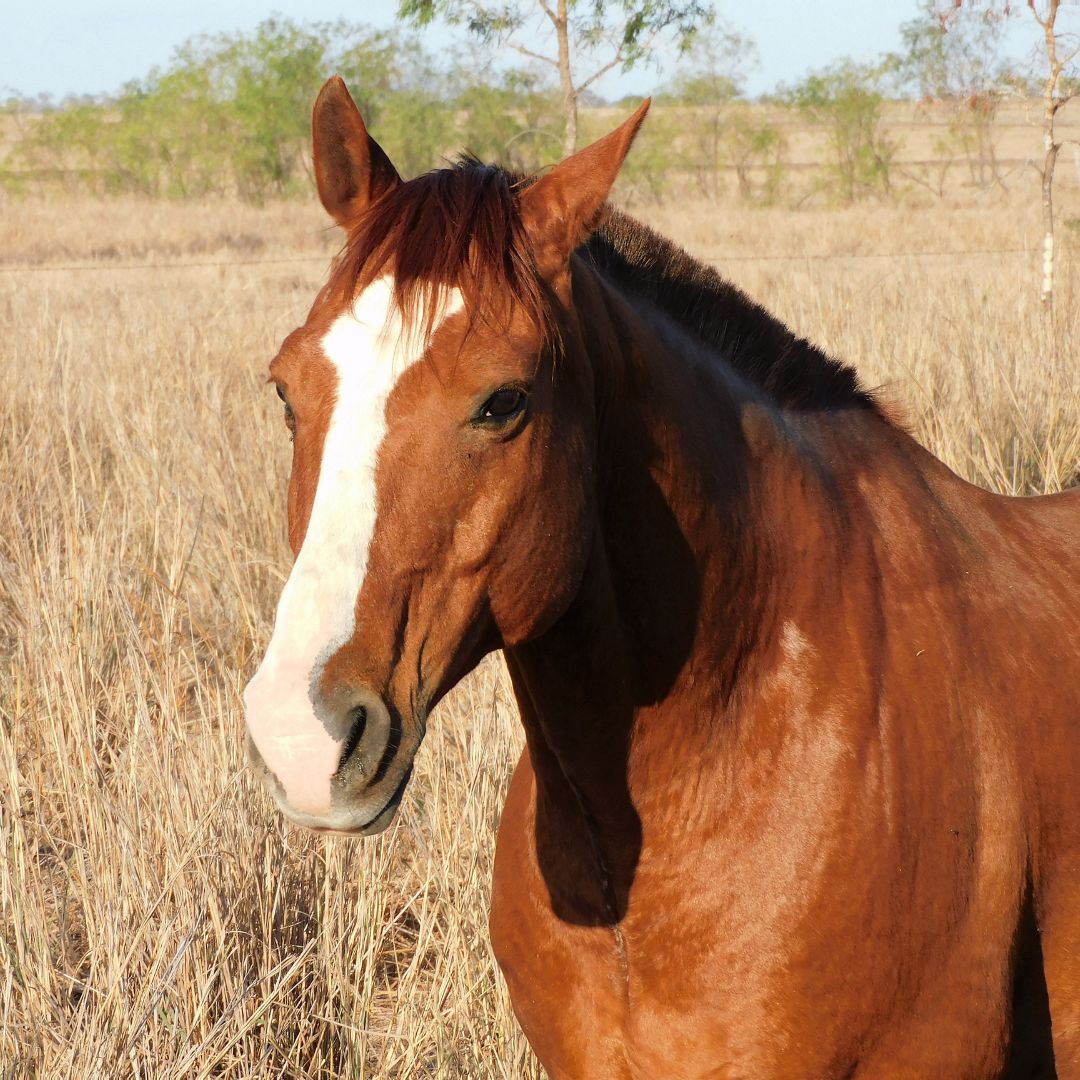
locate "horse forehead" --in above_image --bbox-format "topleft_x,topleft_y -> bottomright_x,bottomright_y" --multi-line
319,279 -> 465,376
271,281 -> 401,386
271,280 -> 466,443
320,279 -> 403,375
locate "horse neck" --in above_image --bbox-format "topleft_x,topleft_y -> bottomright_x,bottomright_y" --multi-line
502,265 -> 836,921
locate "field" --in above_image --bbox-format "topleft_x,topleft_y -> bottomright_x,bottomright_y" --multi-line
2,139 -> 1079,1076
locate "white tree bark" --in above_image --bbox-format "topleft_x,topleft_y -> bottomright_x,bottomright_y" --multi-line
1033,0 -> 1071,312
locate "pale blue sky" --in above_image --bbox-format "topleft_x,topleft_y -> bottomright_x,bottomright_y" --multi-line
1,1 -> 1055,102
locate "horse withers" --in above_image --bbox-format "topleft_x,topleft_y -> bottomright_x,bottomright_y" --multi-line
242,76 -> 1080,1077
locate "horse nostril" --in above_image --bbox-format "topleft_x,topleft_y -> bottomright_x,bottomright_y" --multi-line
338,706 -> 367,773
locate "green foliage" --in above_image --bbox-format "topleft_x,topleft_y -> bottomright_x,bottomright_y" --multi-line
8,11 -> 786,208
399,0 -> 711,66
0,97 -> 34,194
725,107 -> 786,204
785,61 -> 898,204
662,25 -> 785,204
377,91 -> 455,179
17,19 -> 455,200
455,70 -> 562,172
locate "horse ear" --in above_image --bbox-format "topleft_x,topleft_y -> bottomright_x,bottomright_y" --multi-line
312,75 -> 401,228
519,99 -> 650,276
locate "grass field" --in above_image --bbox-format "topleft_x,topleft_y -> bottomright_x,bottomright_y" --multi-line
1,156 -> 1078,1076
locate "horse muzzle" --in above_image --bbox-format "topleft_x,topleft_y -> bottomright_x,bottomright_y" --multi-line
244,675 -> 423,835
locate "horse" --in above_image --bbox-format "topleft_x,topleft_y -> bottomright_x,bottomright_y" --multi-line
242,76 -> 1080,1078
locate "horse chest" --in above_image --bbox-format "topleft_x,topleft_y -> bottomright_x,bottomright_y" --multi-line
489,743 -> 1028,1079
489,751 -> 838,1078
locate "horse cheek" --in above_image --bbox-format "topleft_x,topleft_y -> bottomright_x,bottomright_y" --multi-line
489,477 -> 593,647
286,441 -> 320,557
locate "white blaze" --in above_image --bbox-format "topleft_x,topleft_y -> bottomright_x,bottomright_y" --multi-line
244,278 -> 461,817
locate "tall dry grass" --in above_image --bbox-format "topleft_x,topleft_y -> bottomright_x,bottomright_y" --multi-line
1,178 -> 1078,1078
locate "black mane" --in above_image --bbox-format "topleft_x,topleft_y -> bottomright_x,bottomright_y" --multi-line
586,208 -> 878,413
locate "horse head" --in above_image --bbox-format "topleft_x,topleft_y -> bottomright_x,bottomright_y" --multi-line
243,76 -> 648,833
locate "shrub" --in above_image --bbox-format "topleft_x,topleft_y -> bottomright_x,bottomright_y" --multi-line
17,19 -> 455,201
785,61 -> 899,204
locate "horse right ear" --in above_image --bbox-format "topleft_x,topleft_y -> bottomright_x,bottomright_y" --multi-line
312,76 -> 401,228
519,99 -> 650,277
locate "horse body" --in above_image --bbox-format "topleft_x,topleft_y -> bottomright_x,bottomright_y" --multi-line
485,250 -> 1080,1077
243,78 -> 1080,1077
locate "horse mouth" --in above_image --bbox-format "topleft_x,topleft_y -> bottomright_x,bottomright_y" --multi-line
248,725 -> 417,837
307,764 -> 414,837
355,765 -> 414,835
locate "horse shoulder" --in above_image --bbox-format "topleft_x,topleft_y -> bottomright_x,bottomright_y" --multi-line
490,750 -> 634,1079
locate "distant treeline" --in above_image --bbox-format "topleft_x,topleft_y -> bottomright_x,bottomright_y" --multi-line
1,12 -> 1061,206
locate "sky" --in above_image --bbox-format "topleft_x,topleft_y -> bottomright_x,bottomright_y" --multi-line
2,1 -> 1060,103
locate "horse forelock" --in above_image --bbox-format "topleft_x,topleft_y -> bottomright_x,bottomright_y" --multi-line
327,158 -> 552,348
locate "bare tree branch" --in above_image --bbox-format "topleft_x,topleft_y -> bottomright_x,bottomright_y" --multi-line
508,42 -> 560,67
578,25 -> 663,92
577,54 -> 627,92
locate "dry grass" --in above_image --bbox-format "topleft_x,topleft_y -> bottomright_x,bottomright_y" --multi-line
1,171 -> 1078,1078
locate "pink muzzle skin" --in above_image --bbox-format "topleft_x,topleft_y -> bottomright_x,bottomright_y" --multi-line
243,661 -> 343,818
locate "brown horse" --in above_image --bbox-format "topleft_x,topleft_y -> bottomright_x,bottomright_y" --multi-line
243,76 -> 1080,1078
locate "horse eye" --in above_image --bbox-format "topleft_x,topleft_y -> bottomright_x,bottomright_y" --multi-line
479,388 -> 526,422
274,384 -> 296,435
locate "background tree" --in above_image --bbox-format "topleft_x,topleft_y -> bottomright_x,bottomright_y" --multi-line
664,24 -> 784,203
398,0 -> 714,156
454,67 -> 562,172
891,1 -> 1011,190
946,1 -> 1079,310
666,24 -> 744,197
785,61 -> 899,205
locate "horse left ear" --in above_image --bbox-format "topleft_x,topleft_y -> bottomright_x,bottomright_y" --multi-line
520,99 -> 650,276
312,75 -> 401,228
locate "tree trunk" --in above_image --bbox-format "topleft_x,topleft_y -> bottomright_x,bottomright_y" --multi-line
1038,0 -> 1062,312
555,0 -> 578,157
1040,129 -> 1059,312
